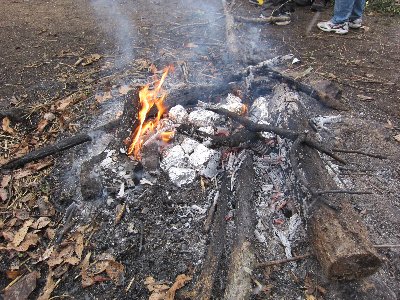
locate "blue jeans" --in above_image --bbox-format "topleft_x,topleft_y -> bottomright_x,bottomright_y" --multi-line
332,0 -> 366,24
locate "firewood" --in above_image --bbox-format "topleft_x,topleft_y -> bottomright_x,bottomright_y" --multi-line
0,134 -> 92,170
266,83 -> 382,279
224,154 -> 256,299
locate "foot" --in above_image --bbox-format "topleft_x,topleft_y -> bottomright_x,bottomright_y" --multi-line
317,21 -> 349,34
349,18 -> 362,29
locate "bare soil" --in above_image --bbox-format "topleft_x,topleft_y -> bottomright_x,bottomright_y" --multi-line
1,1 -> 399,299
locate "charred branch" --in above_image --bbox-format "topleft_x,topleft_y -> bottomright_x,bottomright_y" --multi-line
1,133 -> 92,170
332,148 -> 388,159
233,15 -> 291,24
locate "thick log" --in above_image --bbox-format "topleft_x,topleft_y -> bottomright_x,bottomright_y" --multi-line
264,84 -> 381,279
189,174 -> 230,300
224,154 -> 256,299
0,134 -> 92,170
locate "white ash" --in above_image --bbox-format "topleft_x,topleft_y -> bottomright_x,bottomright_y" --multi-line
189,144 -> 221,178
168,105 -> 188,124
310,115 -> 342,131
197,126 -> 215,135
188,109 -> 224,127
160,145 -> 189,171
168,167 -> 196,187
180,138 -> 200,155
219,93 -> 245,114
249,96 -> 270,123
100,149 -> 116,168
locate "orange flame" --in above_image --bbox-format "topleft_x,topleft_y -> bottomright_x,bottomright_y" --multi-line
160,131 -> 175,143
241,104 -> 248,115
127,66 -> 172,159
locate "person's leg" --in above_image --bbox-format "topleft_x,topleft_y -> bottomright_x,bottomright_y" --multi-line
350,0 -> 366,20
331,0 -> 356,23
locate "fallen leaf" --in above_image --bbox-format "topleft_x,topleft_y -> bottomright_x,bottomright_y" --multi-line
45,228 -> 56,240
105,260 -> 125,286
0,188 -> 8,201
81,252 -> 95,288
37,196 -> 55,216
13,169 -> 34,180
32,217 -> 51,229
82,53 -> 102,66
3,271 -> 39,300
37,119 -> 49,132
12,219 -> 33,247
115,203 -> 126,225
14,209 -> 30,220
145,276 -> 170,300
74,232 -> 84,259
2,117 -> 15,134
166,274 -> 192,300
37,271 -> 56,300
1,174 -> 11,188
64,256 -> 81,265
6,270 -> 22,280
394,134 -> 400,143
10,232 -> 39,251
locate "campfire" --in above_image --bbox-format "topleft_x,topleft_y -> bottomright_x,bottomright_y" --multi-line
127,66 -> 174,159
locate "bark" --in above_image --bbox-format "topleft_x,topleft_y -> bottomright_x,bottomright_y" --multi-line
224,154 -> 256,299
268,83 -> 381,280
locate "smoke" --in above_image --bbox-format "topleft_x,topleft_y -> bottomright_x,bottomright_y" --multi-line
90,0 -> 136,67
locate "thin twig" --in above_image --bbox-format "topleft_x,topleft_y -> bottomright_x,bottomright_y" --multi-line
374,244 -> 400,249
315,190 -> 373,195
256,253 -> 311,268
332,148 -> 388,159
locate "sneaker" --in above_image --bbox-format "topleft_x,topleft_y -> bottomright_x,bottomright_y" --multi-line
317,21 -> 349,34
349,18 -> 362,29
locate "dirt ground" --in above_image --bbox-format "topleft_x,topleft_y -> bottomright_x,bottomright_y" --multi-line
1,0 -> 399,299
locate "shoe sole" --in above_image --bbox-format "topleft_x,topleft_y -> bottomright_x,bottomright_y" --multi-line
349,24 -> 362,29
318,26 -> 348,34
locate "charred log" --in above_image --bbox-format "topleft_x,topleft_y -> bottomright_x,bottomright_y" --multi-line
0,133 -> 92,170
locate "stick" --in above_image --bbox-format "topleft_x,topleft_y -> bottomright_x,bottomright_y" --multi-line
1,133 -> 92,170
315,190 -> 373,195
234,15 -> 290,24
332,148 -> 388,159
374,244 -> 400,249
256,254 -> 311,268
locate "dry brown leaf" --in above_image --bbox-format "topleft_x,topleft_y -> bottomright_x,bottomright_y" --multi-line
6,270 -> 22,280
12,145 -> 29,159
3,271 -> 39,300
115,203 -> 126,225
37,119 -> 49,132
0,188 -> 8,201
2,230 -> 15,242
32,217 -> 51,229
2,117 -> 15,135
53,93 -> 86,111
14,209 -> 30,220
1,174 -> 11,188
87,260 -> 110,276
64,256 -> 81,265
82,53 -> 102,66
165,274 -> 192,300
37,271 -> 56,300
45,228 -> 56,240
13,169 -> 34,180
74,232 -> 84,259
37,196 -> 55,216
47,244 -> 74,267
39,246 -> 55,262
145,276 -> 170,300
12,219 -> 33,247
394,134 -> 400,143
81,252 -> 95,288
10,232 -> 39,252
105,260 -> 125,286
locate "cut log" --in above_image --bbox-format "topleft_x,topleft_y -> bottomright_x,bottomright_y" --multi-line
0,134 -> 92,170
224,154 -> 256,299
267,83 -> 381,280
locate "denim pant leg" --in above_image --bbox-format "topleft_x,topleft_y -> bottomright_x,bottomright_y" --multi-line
350,0 -> 366,20
332,0 -> 356,24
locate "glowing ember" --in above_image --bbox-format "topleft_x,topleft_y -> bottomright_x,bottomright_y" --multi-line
127,66 -> 172,159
